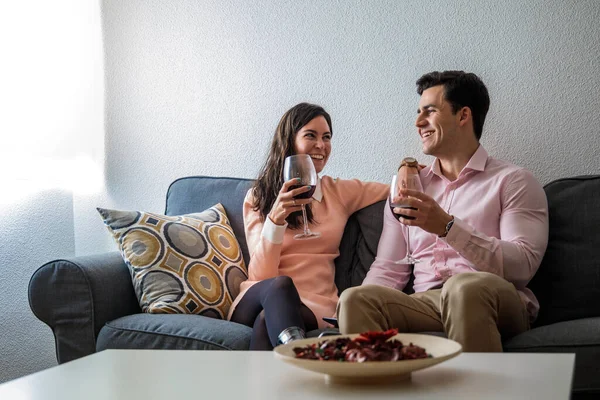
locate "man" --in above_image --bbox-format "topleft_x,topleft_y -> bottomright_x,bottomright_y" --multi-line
337,71 -> 549,352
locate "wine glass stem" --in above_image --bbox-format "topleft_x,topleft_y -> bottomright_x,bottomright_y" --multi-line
405,226 -> 411,259
301,204 -> 309,235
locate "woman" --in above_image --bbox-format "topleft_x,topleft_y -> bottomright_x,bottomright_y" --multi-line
228,103 -> 388,350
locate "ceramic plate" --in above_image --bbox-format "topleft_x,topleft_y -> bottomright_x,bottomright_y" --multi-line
274,333 -> 462,384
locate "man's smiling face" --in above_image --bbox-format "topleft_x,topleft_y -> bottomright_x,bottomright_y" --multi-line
415,85 -> 461,157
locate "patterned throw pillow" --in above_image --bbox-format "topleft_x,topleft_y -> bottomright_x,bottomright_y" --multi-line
97,203 -> 247,319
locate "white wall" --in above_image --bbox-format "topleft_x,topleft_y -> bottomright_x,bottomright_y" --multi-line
2,0 -> 600,383
0,1 -> 104,383
0,193 -> 75,383
90,0 -> 599,258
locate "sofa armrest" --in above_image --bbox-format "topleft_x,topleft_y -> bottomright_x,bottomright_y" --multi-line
28,252 -> 140,363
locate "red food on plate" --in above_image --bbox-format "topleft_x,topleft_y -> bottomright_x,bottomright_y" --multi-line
354,329 -> 399,343
293,329 -> 430,362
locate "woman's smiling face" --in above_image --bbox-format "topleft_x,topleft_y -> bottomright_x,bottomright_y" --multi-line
293,115 -> 332,174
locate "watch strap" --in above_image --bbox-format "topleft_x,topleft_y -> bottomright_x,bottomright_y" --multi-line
440,216 -> 454,238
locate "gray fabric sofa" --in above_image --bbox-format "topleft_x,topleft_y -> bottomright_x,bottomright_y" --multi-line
29,175 -> 600,398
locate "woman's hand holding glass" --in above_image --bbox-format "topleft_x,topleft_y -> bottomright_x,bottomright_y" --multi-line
283,154 -> 320,239
268,179 -> 313,226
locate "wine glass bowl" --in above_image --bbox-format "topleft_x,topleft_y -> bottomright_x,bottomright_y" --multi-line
283,155 -> 320,240
390,168 -> 424,264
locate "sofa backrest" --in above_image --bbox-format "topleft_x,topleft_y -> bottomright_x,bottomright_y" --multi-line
335,200 -> 386,293
528,175 -> 600,327
165,175 -> 600,326
165,176 -> 254,264
164,176 -> 383,293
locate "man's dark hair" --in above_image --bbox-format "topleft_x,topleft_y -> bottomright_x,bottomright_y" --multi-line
416,71 -> 490,140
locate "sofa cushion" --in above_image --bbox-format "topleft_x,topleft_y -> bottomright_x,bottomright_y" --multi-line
96,314 -> 252,351
165,176 -> 254,266
528,176 -> 600,327
504,317 -> 600,350
97,204 -> 247,319
504,317 -> 600,395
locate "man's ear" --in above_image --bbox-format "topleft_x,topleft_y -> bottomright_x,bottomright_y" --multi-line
458,106 -> 471,127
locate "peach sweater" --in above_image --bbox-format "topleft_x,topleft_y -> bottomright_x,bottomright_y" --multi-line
227,176 -> 388,329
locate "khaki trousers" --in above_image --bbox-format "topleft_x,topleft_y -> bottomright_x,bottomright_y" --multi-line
337,272 -> 530,352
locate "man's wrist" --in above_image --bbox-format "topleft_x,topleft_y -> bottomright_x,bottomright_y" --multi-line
439,215 -> 454,237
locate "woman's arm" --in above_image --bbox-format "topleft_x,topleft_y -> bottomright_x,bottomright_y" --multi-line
243,190 -> 285,281
332,178 -> 389,215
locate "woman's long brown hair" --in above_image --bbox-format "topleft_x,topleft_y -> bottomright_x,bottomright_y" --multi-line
252,103 -> 332,230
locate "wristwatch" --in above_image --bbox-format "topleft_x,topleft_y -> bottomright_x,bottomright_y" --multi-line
439,216 -> 454,238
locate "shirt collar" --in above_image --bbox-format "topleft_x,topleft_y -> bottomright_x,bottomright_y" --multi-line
313,176 -> 323,202
463,144 -> 488,172
424,144 -> 488,179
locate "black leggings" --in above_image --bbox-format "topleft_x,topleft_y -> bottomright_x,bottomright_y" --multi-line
230,276 -> 318,350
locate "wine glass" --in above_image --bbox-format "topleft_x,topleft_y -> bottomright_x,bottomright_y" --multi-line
390,170 -> 423,264
283,155 -> 320,240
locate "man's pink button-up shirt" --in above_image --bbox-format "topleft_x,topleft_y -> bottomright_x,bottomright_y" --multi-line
363,145 -> 549,320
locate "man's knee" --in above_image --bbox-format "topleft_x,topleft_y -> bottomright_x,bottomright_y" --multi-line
338,286 -> 366,311
338,285 -> 388,334
338,285 -> 381,314
442,272 -> 506,309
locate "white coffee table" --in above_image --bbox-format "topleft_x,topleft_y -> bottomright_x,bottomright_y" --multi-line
0,350 -> 574,399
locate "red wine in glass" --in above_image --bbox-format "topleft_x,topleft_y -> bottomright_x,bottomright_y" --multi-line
390,166 -> 423,264
283,155 -> 320,240
390,204 -> 417,220
289,185 -> 316,199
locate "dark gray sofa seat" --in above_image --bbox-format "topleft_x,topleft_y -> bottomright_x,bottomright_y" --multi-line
29,175 -> 600,399
97,314 -> 251,351
503,317 -> 600,398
